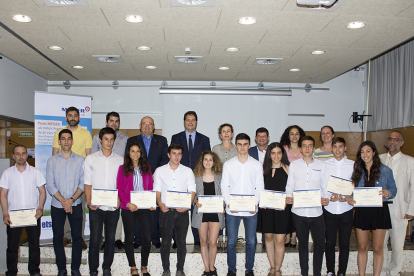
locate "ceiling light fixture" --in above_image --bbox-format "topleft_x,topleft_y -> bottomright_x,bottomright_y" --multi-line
48,46 -> 63,51
137,46 -> 152,51
46,73 -> 59,76
225,47 -> 240,52
347,21 -> 365,29
125,15 -> 144,23
12,14 -> 32,23
160,88 -> 292,96
146,66 -> 156,69
311,50 -> 325,55
289,68 -> 300,72
48,0 -> 77,4
72,65 -> 84,69
238,17 -> 257,25
219,67 -> 230,70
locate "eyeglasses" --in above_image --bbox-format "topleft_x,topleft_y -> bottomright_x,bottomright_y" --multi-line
387,137 -> 402,142
142,122 -> 154,126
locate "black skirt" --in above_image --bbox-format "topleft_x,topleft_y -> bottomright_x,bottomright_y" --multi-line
353,202 -> 392,230
257,204 -> 292,234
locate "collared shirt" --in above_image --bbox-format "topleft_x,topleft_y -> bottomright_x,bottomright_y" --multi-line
83,150 -> 123,211
380,151 -> 402,203
133,167 -> 143,191
185,131 -> 196,150
257,148 -> 266,165
46,151 -> 85,208
91,131 -> 128,157
322,157 -> 354,214
153,163 -> 196,204
221,156 -> 264,216
286,157 -> 328,217
141,134 -> 153,156
0,163 -> 45,213
53,125 -> 93,158
212,143 -> 237,164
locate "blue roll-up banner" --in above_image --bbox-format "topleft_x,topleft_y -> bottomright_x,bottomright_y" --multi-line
35,91 -> 92,241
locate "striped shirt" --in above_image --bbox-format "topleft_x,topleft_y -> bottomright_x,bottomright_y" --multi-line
314,148 -> 334,162
133,167 -> 143,191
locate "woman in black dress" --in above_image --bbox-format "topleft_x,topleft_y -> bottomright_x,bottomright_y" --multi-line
257,142 -> 290,276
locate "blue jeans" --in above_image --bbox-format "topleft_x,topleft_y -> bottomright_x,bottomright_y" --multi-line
89,208 -> 120,274
226,213 -> 258,273
51,204 -> 83,271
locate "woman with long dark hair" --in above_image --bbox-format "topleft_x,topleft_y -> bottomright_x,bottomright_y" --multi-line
117,141 -> 155,276
347,141 -> 397,276
314,125 -> 335,161
257,143 -> 291,276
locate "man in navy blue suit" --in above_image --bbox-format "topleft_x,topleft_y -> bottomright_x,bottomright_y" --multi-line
127,116 -> 169,248
171,111 -> 211,246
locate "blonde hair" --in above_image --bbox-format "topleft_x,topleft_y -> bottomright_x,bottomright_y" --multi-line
193,151 -> 223,178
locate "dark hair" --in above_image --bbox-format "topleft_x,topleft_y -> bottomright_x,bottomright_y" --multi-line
351,141 -> 381,187
332,137 -> 346,147
99,127 -> 117,140
218,123 -> 234,140
390,130 -> 404,141
279,125 -> 306,147
193,151 -> 223,178
299,136 -> 315,147
106,112 -> 120,122
256,127 -> 269,136
58,129 -> 73,139
184,111 -> 198,121
168,143 -> 184,154
263,142 -> 290,175
13,144 -> 27,154
319,125 -> 335,143
235,133 -> 250,144
122,141 -> 151,177
65,106 -> 79,116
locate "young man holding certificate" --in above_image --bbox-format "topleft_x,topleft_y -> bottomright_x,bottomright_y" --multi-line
154,143 -> 196,276
321,137 -> 354,276
84,127 -> 123,276
285,136 -> 330,276
221,133 -> 264,276
0,145 -> 46,276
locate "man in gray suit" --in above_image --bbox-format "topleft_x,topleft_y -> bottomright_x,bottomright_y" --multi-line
381,130 -> 414,276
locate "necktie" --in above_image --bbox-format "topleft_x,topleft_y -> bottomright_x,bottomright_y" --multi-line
189,134 -> 193,165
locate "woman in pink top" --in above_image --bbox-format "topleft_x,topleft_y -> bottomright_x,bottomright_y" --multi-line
117,141 -> 155,276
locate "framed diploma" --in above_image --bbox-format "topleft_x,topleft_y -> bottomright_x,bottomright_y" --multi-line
198,195 -> 224,213
166,191 -> 192,209
229,194 -> 255,212
92,188 -> 118,207
130,191 -> 156,209
259,190 -> 286,210
353,187 -> 383,207
9,208 -> 37,228
327,175 -> 354,195
293,189 -> 321,208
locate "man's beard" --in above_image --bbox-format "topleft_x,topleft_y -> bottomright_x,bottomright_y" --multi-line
68,119 -> 79,126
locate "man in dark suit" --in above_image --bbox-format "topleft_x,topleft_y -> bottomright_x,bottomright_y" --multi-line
171,111 -> 211,246
127,116 -> 169,248
248,127 -> 270,165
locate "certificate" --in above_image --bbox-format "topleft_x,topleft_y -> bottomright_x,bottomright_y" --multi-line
293,189 -> 321,208
9,208 -> 37,228
130,191 -> 156,209
229,194 -> 255,212
166,191 -> 192,209
259,190 -> 286,210
327,175 -> 354,195
353,187 -> 383,207
92,188 -> 118,207
198,196 -> 224,213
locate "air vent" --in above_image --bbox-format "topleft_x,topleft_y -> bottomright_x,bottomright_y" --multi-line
252,58 -> 283,65
92,55 -> 124,63
42,0 -> 88,6
175,56 -> 203,64
295,0 -> 345,11
171,0 -> 213,6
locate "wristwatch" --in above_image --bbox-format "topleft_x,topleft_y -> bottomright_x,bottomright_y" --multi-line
71,197 -> 76,203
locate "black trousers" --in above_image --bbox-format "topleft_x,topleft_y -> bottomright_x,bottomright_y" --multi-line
7,218 -> 41,276
293,213 -> 326,276
121,208 -> 152,267
323,208 -> 353,275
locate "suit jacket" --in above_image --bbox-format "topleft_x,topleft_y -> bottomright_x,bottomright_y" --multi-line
248,146 -> 259,161
380,152 -> 414,221
171,131 -> 211,170
127,134 -> 169,174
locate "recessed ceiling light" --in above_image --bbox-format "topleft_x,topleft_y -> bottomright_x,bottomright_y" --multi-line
125,15 -> 144,23
225,47 -> 240,52
146,66 -> 156,69
12,14 -> 32,23
347,21 -> 365,29
219,67 -> 230,70
48,46 -> 63,51
289,68 -> 300,72
72,65 -> 84,69
238,17 -> 257,25
46,73 -> 59,76
311,50 -> 325,55
137,46 -> 152,51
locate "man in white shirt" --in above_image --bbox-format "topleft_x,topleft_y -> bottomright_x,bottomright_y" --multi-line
154,143 -> 196,276
0,145 -> 46,276
221,133 -> 264,276
380,130 -> 414,276
84,127 -> 123,276
321,137 -> 354,276
286,136 -> 330,276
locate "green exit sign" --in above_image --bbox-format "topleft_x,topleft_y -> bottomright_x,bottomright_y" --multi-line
19,131 -> 33,137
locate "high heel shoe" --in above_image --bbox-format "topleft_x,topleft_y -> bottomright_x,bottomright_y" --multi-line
131,267 -> 139,276
284,242 -> 290,248
141,266 -> 151,276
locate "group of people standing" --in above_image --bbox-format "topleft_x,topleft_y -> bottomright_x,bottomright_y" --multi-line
0,107 -> 413,276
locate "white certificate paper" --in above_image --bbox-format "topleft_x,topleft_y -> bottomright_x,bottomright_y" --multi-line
229,194 -> 255,212
130,191 -> 156,209
293,189 -> 321,208
9,208 -> 37,228
327,175 -> 354,196
353,187 -> 383,207
92,188 -> 118,207
166,191 -> 192,209
198,196 -> 224,213
259,190 -> 286,210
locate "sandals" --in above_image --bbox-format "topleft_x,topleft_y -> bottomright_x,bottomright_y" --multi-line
141,266 -> 151,276
267,268 -> 282,276
131,267 -> 139,276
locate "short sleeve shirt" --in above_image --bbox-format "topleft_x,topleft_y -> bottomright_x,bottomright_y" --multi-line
53,125 -> 92,158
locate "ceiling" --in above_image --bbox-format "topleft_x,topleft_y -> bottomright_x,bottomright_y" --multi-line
1,0 -> 414,84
